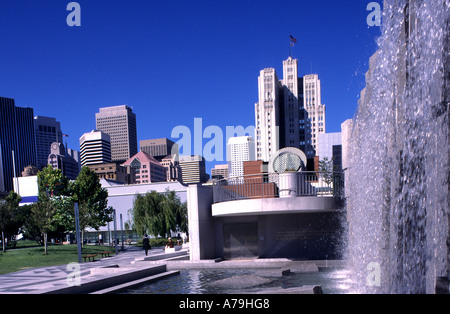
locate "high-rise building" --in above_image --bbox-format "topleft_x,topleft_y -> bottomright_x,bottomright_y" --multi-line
178,155 -> 208,185
255,57 -> 326,161
47,142 -> 80,180
79,130 -> 112,167
34,116 -> 63,170
303,74 -> 326,157
255,68 -> 281,162
95,105 -> 138,162
0,97 -> 37,192
227,136 -> 255,179
140,138 -> 178,161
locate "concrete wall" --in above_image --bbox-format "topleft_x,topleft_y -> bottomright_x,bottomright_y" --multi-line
214,212 -> 345,260
187,185 -> 216,261
212,196 -> 340,217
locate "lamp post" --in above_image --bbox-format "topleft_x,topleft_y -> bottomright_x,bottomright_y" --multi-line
113,209 -> 118,256
74,203 -> 82,263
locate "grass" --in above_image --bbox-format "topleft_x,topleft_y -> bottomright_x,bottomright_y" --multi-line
0,243 -> 120,275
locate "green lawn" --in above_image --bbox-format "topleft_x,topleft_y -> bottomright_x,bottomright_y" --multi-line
0,244 -> 119,275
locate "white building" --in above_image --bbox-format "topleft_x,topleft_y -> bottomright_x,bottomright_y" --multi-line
255,68 -> 281,162
255,57 -> 326,161
303,74 -> 326,157
227,136 -> 255,179
318,132 -> 341,162
79,130 -> 112,167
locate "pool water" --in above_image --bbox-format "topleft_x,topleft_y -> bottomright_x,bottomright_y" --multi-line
121,268 -> 353,294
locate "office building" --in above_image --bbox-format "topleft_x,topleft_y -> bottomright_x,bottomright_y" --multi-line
47,142 -> 80,180
303,74 -> 326,157
88,162 -> 130,184
211,164 -> 229,180
255,57 -> 326,161
34,116 -> 63,170
79,130 -> 112,167
255,68 -> 281,162
318,132 -> 342,172
123,151 -> 167,184
160,155 -> 181,182
227,136 -> 255,179
0,97 -> 37,192
140,138 -> 178,161
95,105 -> 138,162
178,155 -> 208,185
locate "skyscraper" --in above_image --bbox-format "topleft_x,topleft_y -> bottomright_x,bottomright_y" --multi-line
47,142 -> 80,180
95,105 -> 138,162
255,68 -> 281,162
227,136 -> 255,179
0,97 -> 37,192
178,155 -> 208,185
140,138 -> 178,161
303,74 -> 326,157
79,130 -> 112,167
34,116 -> 63,170
255,57 -> 326,161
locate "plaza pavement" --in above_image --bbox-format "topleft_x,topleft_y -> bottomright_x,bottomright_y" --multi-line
0,245 -> 165,294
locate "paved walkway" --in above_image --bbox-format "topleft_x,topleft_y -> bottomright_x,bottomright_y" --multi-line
0,246 -> 167,294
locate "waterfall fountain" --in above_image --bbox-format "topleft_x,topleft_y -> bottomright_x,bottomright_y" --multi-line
346,0 -> 449,293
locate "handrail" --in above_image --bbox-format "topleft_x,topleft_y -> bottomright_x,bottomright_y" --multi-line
212,171 -> 344,204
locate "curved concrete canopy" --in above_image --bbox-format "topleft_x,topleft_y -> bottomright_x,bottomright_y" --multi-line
212,196 -> 341,217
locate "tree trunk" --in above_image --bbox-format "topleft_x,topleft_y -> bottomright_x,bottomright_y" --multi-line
44,232 -> 48,255
1,231 -> 5,253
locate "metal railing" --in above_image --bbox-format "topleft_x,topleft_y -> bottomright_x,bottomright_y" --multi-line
212,171 -> 344,204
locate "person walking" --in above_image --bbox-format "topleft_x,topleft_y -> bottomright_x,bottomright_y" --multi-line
143,234 -> 151,256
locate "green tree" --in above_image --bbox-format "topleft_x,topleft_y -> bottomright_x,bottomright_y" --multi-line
37,165 -> 69,201
0,192 -> 21,252
35,166 -> 71,245
30,198 -> 57,255
71,167 -> 113,245
129,190 -> 187,238
319,157 -> 334,187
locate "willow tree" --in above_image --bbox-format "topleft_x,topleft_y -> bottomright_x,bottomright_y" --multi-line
129,190 -> 187,238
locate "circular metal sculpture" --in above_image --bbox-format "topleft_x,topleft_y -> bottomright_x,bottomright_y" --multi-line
269,147 -> 308,173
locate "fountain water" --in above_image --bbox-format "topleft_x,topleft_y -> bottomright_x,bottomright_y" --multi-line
346,0 -> 449,293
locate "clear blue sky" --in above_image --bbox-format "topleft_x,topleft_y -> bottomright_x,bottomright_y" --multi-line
0,0 -> 381,173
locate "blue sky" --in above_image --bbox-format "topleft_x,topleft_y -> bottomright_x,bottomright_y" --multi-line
0,0 -> 381,172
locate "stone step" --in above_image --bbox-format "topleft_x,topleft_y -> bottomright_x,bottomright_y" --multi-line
90,270 -> 180,294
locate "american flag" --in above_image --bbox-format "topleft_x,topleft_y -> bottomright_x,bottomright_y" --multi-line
290,35 -> 297,44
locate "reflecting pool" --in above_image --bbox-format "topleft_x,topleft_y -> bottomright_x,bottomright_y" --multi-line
120,267 -> 353,294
